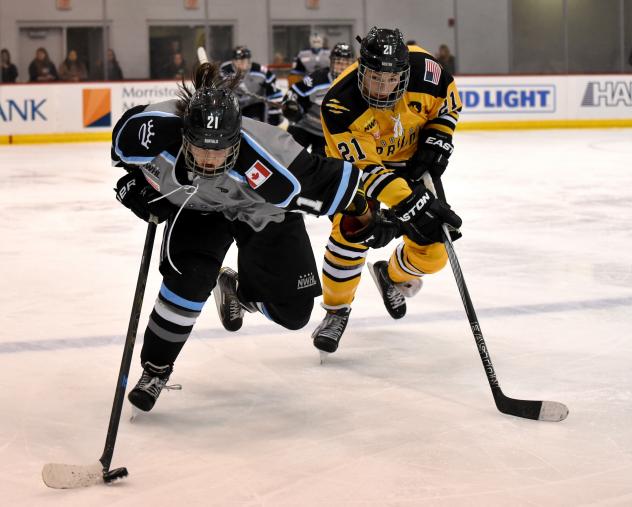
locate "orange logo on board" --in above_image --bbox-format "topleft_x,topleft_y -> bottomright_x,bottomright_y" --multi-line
82,88 -> 111,127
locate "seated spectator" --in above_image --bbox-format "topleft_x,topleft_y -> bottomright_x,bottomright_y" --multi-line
28,47 -> 58,82
436,44 -> 456,75
93,48 -> 124,80
1,48 -> 18,83
161,52 -> 187,80
58,49 -> 88,82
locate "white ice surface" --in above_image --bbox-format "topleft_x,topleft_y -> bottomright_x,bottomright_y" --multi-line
0,129 -> 631,506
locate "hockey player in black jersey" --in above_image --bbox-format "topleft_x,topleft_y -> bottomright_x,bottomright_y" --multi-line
111,62 -> 388,412
220,46 -> 283,126
282,42 -> 355,155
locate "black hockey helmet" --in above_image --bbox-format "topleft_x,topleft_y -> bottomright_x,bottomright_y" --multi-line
357,27 -> 410,109
182,86 -> 242,178
232,46 -> 252,60
330,42 -> 355,79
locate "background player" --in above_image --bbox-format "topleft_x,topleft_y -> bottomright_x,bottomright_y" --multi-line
282,42 -> 355,155
220,46 -> 283,125
288,32 -> 331,87
312,27 -> 463,356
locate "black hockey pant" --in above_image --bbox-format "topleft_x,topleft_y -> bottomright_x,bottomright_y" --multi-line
140,210 -> 321,366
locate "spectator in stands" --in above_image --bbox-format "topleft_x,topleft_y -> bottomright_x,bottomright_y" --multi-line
1,48 -> 18,83
28,47 -> 59,82
58,49 -> 88,82
162,52 -> 187,80
93,48 -> 124,80
436,44 -> 456,75
273,52 -> 286,65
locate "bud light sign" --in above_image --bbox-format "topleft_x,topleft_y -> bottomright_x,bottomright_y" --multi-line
460,85 -> 556,114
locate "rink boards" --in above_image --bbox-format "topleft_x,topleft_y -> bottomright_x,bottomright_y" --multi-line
1,74 -> 631,144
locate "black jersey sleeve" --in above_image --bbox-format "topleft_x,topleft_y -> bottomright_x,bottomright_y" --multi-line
111,104 -> 183,169
291,55 -> 306,75
287,81 -> 313,113
284,150 -> 361,216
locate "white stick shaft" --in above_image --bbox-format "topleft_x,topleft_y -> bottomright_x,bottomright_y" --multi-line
197,46 -> 208,64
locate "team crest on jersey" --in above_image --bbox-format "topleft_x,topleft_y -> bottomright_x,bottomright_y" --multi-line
408,101 -> 422,113
303,75 -> 313,87
245,160 -> 272,189
138,120 -> 155,149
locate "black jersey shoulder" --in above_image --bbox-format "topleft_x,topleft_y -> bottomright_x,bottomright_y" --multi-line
111,101 -> 183,166
309,67 -> 332,86
321,66 -> 368,135
407,48 -> 452,99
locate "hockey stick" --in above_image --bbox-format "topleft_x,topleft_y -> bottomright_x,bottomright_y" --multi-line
422,173 -> 569,422
42,217 -> 159,488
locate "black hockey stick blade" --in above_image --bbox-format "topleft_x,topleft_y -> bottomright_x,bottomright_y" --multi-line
41,462 -> 128,489
493,388 -> 569,422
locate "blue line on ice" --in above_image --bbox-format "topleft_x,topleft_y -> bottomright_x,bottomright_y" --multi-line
1,296 -> 630,354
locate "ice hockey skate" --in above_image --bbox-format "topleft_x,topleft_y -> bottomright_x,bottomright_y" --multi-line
312,307 -> 351,362
367,261 -> 410,319
128,362 -> 179,412
214,267 -> 245,332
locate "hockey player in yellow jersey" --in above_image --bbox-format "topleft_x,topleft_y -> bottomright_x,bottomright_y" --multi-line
312,27 -> 463,356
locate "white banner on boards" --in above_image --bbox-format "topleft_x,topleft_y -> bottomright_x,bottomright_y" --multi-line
1,75 -> 631,137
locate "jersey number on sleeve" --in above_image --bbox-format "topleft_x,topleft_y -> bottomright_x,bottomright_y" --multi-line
337,138 -> 366,163
439,91 -> 459,116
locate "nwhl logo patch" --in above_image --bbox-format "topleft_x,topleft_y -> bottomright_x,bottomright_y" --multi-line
245,161 -> 272,189
297,272 -> 317,290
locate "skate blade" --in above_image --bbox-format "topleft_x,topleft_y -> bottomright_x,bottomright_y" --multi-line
130,405 -> 142,422
319,350 -> 330,365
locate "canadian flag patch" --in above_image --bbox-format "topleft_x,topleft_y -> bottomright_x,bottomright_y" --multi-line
245,161 -> 272,189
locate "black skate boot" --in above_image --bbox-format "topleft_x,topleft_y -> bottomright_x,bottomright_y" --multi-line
367,261 -> 406,319
127,362 -> 175,412
214,267 -> 246,332
312,307 -> 351,355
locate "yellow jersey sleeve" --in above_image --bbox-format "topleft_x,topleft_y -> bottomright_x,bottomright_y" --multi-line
407,48 -> 462,138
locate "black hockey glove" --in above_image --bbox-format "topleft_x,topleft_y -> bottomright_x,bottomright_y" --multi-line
115,171 -> 175,223
281,100 -> 303,122
341,209 -> 402,248
392,185 -> 462,245
407,129 -> 454,183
